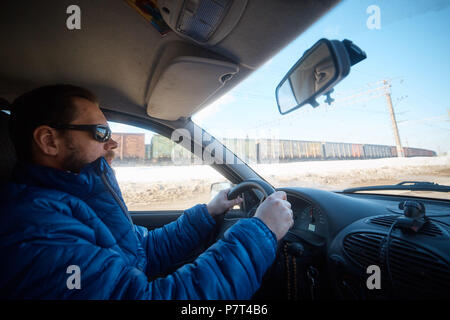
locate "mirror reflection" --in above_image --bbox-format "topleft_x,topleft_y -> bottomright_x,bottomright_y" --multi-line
277,42 -> 336,113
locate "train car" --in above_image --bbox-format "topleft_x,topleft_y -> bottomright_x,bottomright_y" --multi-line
111,133 -> 145,160
297,141 -> 309,159
221,138 -> 256,163
243,138 -> 258,163
390,146 -> 397,157
323,142 -> 336,159
323,142 -> 351,159
364,144 -> 396,159
363,144 -> 376,159
255,138 -> 280,163
150,134 -> 175,161
403,147 -> 437,157
351,144 -> 364,159
290,140 -> 300,159
279,140 -> 290,161
145,144 -> 152,160
306,141 -> 324,159
343,143 -> 353,159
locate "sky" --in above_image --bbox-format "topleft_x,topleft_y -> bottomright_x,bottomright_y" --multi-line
111,0 -> 450,154
190,0 -> 450,154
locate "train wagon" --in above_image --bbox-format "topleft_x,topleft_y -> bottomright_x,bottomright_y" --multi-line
253,138 -> 280,163
111,133 -> 145,160
390,146 -> 398,157
351,144 -> 364,159
297,141 -> 309,159
237,138 -> 258,163
150,134 -> 176,162
222,138 -> 254,163
363,144 -> 392,159
305,142 -> 324,159
323,142 -> 355,159
282,140 -> 321,160
403,147 -> 437,157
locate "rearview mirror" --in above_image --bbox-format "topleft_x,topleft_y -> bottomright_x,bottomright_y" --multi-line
276,38 -> 366,114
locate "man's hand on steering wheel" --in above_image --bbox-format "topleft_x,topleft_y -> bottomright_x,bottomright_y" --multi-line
207,188 -> 243,217
206,181 -> 293,244
253,191 -> 294,241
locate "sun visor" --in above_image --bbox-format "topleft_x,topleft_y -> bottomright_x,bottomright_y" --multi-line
147,56 -> 238,120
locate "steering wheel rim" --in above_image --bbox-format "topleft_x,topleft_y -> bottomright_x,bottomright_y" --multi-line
206,178 -> 276,246
227,178 -> 275,209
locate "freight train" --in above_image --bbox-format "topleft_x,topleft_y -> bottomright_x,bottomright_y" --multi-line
220,138 -> 436,163
111,133 -> 437,164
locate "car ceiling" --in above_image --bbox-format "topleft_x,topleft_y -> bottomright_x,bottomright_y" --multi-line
0,0 -> 339,121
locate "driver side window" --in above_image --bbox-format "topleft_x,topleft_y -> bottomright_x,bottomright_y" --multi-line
108,121 -> 230,211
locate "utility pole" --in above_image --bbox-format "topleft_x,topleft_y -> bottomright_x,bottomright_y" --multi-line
383,80 -> 405,157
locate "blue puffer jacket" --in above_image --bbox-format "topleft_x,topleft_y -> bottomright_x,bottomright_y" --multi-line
0,157 -> 277,299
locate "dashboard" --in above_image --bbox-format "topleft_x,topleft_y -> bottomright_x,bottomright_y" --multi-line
256,187 -> 450,300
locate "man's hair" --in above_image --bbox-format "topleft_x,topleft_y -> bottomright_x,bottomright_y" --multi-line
9,84 -> 98,161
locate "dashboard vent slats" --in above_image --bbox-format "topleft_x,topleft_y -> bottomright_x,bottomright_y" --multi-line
343,232 -> 450,296
368,215 -> 443,237
343,233 -> 381,267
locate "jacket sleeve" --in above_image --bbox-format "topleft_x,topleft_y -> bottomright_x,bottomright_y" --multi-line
132,217 -> 278,299
134,204 -> 217,278
5,217 -> 277,299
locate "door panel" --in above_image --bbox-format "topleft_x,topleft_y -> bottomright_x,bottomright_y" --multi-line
130,210 -> 183,230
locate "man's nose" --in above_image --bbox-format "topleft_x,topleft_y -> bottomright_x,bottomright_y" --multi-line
104,137 -> 118,150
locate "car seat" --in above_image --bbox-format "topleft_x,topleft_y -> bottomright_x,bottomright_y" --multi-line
0,98 -> 17,184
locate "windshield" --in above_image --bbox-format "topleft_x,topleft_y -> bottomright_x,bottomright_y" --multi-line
192,0 -> 450,200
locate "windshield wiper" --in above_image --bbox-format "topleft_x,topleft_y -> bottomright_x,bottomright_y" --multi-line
342,181 -> 450,193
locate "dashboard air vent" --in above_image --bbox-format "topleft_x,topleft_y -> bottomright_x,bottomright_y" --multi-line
343,232 -> 381,267
368,215 -> 443,237
343,232 -> 450,297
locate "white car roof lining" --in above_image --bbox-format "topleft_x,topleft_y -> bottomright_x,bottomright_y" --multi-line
0,0 -> 340,121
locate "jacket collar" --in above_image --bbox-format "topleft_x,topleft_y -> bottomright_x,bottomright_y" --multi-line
12,157 -> 114,199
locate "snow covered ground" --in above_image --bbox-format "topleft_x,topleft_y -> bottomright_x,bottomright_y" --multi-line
113,156 -> 450,210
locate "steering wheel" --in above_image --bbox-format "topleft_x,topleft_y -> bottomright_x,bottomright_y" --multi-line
227,178 -> 275,206
227,179 -> 276,218
208,179 -> 275,243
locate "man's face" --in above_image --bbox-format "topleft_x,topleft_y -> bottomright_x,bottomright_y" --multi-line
58,97 -> 117,173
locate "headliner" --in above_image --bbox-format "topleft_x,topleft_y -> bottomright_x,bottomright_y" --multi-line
0,0 -> 339,121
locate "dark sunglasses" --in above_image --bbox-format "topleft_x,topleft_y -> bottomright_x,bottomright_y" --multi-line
50,124 -> 112,142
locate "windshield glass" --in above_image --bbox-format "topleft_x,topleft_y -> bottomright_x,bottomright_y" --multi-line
192,0 -> 450,200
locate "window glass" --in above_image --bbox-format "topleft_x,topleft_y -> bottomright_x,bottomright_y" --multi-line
193,0 -> 450,200
109,121 -> 229,211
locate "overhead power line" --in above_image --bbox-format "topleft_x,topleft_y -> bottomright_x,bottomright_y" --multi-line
249,79 -> 413,158
249,80 -> 389,130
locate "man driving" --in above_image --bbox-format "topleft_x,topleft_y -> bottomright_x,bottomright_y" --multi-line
0,84 -> 293,299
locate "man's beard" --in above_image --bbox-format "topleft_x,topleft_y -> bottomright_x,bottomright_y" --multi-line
104,149 -> 115,165
61,144 -> 91,173
61,134 -> 94,173
60,136 -> 115,173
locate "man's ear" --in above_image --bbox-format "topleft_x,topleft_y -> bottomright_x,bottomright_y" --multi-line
32,125 -> 60,156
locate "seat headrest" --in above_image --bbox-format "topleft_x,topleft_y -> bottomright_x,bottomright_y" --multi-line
0,110 -> 17,184
0,97 -> 11,111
